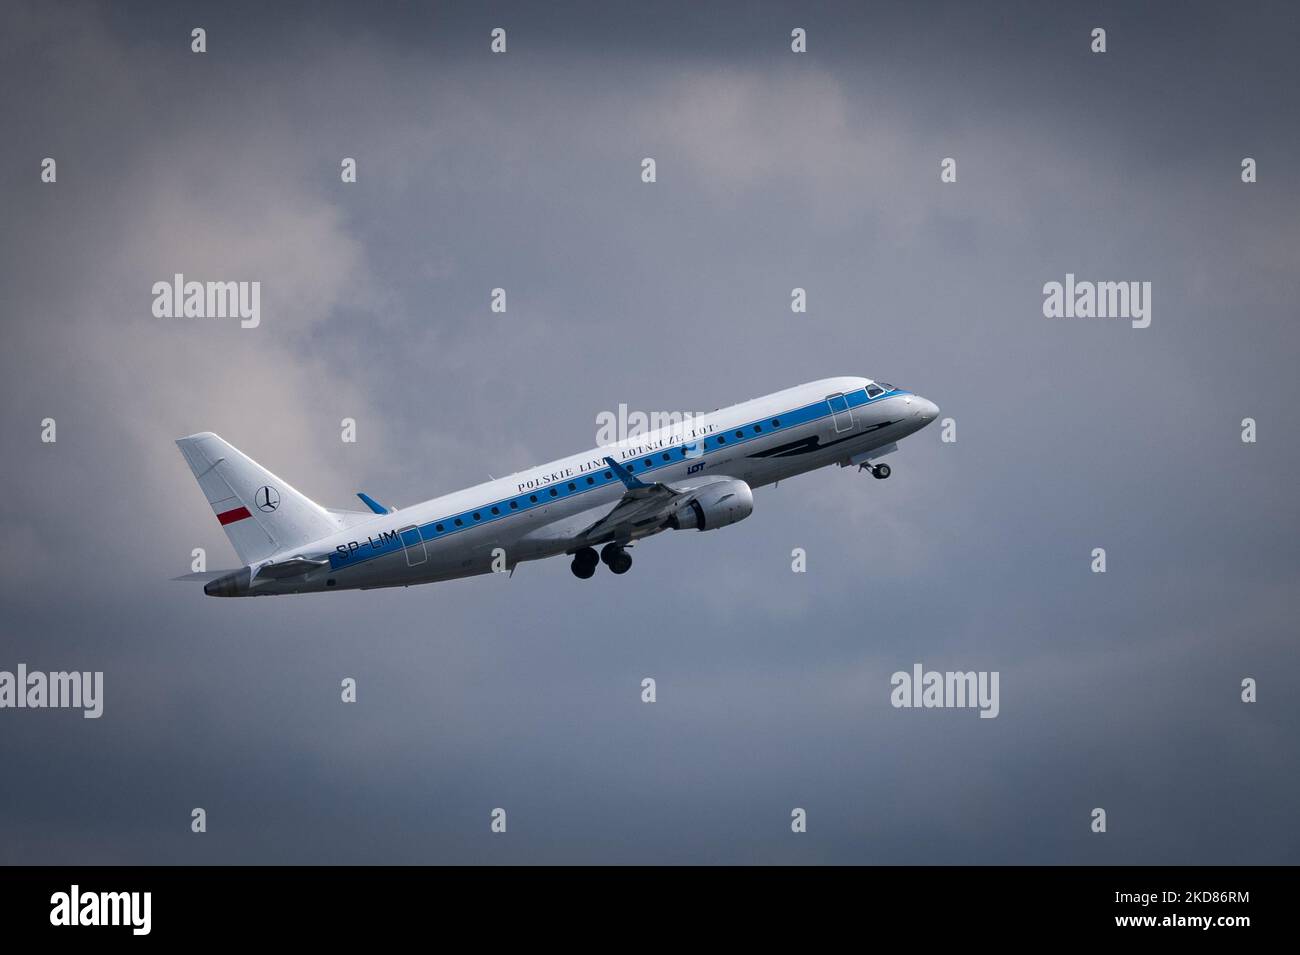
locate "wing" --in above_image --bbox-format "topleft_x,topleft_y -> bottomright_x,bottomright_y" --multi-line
575,457 -> 727,546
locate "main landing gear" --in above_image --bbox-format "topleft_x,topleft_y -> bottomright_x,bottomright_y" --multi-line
569,543 -> 633,578
570,547 -> 599,579
602,543 -> 633,575
870,463 -> 891,480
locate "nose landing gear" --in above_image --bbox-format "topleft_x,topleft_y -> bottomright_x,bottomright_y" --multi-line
870,463 -> 891,480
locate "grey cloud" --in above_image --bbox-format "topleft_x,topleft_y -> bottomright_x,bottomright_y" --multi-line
1,0 -> 1297,863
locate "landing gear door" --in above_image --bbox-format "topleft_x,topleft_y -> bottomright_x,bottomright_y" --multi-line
827,392 -> 854,433
398,524 -> 427,566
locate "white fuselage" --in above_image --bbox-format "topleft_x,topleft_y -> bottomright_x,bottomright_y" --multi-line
241,377 -> 937,594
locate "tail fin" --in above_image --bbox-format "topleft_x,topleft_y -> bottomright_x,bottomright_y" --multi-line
175,432 -> 338,565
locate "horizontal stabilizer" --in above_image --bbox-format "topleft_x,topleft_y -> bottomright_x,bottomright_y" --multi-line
172,570 -> 239,582
253,556 -> 330,580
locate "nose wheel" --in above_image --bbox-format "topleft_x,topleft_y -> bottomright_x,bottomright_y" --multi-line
869,463 -> 891,480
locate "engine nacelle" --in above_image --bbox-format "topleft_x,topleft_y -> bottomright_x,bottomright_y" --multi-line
668,478 -> 754,531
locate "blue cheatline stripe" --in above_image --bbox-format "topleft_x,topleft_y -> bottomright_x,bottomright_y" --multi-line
327,387 -> 910,571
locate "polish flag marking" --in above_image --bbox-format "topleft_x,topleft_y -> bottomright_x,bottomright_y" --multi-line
217,506 -> 252,526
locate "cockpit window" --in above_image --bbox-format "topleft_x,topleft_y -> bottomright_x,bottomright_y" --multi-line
865,382 -> 885,398
877,382 -> 893,392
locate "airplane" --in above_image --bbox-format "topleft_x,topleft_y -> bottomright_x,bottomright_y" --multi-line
175,377 -> 939,597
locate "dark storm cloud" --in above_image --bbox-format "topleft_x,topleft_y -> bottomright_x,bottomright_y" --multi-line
1,0 -> 1297,863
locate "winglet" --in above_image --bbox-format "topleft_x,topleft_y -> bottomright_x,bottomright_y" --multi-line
357,492 -> 390,514
604,456 -> 649,490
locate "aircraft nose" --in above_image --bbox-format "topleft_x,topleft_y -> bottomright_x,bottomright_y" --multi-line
913,396 -> 940,424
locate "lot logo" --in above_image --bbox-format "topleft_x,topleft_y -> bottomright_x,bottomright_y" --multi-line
1042,273 -> 1151,328
890,663 -> 1000,718
50,885 -> 151,935
152,273 -> 261,328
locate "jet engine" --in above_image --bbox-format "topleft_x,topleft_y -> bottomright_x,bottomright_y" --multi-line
668,478 -> 754,531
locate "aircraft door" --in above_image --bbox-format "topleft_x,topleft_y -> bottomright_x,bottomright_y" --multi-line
826,392 -> 855,433
398,524 -> 427,566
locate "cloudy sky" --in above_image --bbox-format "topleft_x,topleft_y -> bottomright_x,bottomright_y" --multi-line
1,0 -> 1297,863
